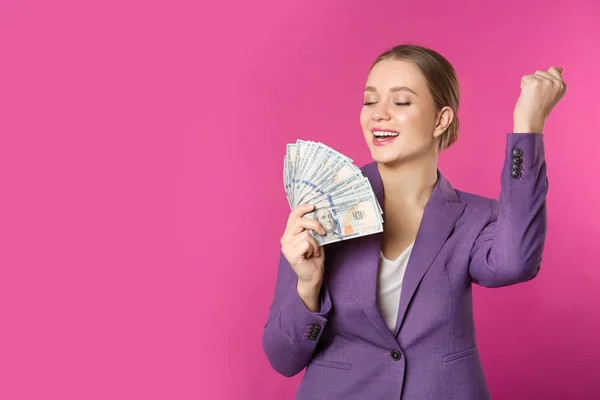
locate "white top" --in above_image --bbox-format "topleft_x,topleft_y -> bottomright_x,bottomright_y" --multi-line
377,241 -> 415,332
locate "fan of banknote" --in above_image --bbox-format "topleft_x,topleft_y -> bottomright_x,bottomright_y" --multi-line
284,139 -> 384,245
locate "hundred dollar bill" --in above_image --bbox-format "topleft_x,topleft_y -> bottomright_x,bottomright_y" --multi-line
287,143 -> 297,205
283,139 -> 384,242
284,155 -> 290,207
317,176 -> 383,216
304,172 -> 362,205
296,146 -> 336,202
297,157 -> 357,207
305,193 -> 383,245
292,140 -> 308,206
295,141 -> 319,196
311,177 -> 373,208
296,143 -> 328,200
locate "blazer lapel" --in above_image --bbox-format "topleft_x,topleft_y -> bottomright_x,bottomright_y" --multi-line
355,163 -> 398,347
359,163 -> 465,343
392,169 -> 465,337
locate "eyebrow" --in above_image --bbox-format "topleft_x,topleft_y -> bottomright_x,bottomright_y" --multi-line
364,86 -> 418,96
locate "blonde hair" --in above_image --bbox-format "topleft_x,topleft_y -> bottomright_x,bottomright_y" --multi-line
370,44 -> 460,152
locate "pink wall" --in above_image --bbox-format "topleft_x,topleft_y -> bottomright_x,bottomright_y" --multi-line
1,0 -> 598,399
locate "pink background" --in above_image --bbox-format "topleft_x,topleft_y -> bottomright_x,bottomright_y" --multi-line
1,0 -> 599,399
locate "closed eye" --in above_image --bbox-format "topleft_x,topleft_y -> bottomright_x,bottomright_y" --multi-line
362,102 -> 411,106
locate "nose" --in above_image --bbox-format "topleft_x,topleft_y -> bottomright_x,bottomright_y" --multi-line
372,102 -> 391,121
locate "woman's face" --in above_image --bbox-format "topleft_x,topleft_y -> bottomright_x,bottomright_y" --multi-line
360,59 -> 447,165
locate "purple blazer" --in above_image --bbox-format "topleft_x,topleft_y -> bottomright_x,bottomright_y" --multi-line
263,133 -> 547,399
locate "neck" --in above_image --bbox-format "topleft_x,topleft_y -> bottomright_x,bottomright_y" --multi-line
377,157 -> 438,209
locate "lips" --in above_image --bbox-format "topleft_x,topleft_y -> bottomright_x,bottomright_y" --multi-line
371,128 -> 399,147
372,128 -> 399,138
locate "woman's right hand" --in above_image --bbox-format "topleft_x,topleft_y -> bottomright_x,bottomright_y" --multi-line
280,204 -> 326,285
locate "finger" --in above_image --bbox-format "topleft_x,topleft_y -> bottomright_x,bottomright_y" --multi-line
521,74 -> 541,89
291,231 -> 319,258
548,67 -> 567,93
289,217 -> 326,236
547,66 -> 564,79
306,235 -> 320,258
288,234 -> 311,254
291,230 -> 314,248
297,240 -> 312,259
284,204 -> 316,235
288,204 -> 315,222
316,245 -> 324,259
534,70 -> 566,93
534,70 -> 559,81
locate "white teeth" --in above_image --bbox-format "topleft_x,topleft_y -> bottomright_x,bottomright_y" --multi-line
373,131 -> 399,137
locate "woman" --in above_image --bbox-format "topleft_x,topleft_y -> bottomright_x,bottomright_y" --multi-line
262,44 -> 566,400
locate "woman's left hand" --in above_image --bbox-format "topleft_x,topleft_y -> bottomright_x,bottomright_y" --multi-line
513,66 -> 568,134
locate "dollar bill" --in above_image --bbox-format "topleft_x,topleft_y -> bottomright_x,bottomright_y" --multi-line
284,139 -> 384,245
305,193 -> 383,245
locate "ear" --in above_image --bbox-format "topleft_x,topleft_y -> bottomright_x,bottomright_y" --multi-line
433,106 -> 454,139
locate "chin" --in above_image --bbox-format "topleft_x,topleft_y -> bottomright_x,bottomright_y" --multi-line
374,156 -> 402,166
368,146 -> 403,165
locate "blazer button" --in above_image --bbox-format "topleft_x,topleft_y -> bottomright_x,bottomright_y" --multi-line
512,156 -> 523,164
512,147 -> 523,157
511,170 -> 522,179
307,323 -> 321,341
512,163 -> 522,171
390,350 -> 402,361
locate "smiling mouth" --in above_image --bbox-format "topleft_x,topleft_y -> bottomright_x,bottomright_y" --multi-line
372,130 -> 399,138
372,130 -> 399,144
